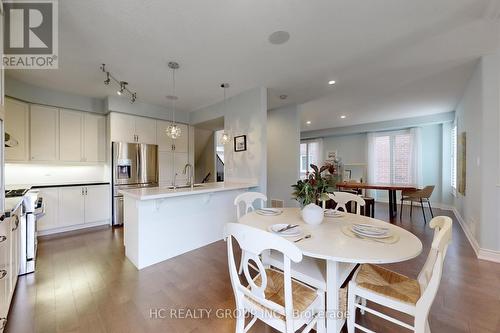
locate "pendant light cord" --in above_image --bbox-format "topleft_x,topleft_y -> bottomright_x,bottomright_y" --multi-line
172,68 -> 176,124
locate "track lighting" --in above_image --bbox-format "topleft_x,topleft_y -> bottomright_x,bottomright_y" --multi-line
100,64 -> 137,103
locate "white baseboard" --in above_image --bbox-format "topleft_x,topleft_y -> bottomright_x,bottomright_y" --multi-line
451,207 -> 500,263
38,220 -> 111,236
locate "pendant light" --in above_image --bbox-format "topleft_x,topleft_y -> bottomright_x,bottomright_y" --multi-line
219,83 -> 231,145
166,61 -> 181,140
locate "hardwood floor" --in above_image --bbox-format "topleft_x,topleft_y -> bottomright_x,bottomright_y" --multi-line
6,204 -> 500,333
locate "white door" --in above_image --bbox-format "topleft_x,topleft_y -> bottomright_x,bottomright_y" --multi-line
37,188 -> 59,231
58,187 -> 85,227
4,98 -> 29,161
158,151 -> 173,186
59,109 -> 83,162
30,105 -> 59,161
156,120 -> 173,151
135,116 -> 157,144
109,112 -> 135,143
84,185 -> 110,224
84,113 -> 106,162
173,124 -> 189,153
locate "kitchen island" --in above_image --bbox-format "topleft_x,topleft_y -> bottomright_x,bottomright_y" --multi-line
119,182 -> 257,269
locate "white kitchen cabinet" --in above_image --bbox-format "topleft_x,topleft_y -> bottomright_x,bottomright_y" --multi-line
84,113 -> 106,162
30,105 -> 59,161
134,116 -> 157,144
109,112 -> 157,144
4,98 -> 29,161
159,151 -> 189,186
36,188 -> 59,231
9,211 -> 20,293
59,109 -> 83,162
38,185 -> 111,234
59,110 -> 106,163
84,185 -> 110,224
156,121 -> 188,152
59,187 -> 85,226
109,112 -> 135,143
0,215 -> 10,320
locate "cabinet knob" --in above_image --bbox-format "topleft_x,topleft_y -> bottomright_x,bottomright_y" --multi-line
0,270 -> 6,279
0,236 -> 6,243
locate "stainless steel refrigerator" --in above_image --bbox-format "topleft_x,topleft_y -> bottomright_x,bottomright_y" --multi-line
112,142 -> 158,225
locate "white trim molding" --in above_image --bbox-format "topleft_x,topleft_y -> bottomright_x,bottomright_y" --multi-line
451,207 -> 500,263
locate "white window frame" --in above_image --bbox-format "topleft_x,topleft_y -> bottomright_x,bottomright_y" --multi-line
300,139 -> 322,178
371,129 -> 415,185
450,124 -> 457,196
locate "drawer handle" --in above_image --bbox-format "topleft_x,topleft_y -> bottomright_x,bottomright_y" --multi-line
0,236 -> 6,243
0,270 -> 6,279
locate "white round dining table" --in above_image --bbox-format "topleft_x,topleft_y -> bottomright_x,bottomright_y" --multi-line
239,207 -> 423,333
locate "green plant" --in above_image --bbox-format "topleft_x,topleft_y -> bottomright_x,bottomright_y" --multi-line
292,164 -> 335,207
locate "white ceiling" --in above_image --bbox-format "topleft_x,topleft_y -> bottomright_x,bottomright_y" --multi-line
6,0 -> 500,131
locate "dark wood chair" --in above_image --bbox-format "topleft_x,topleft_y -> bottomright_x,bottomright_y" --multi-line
400,185 -> 435,223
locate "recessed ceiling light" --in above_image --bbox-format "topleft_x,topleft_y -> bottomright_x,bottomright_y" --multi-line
279,94 -> 288,100
268,31 -> 290,45
340,115 -> 347,119
328,80 -> 336,85
306,121 -> 312,125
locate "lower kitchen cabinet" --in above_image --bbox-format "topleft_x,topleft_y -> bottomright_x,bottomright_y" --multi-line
0,203 -> 22,329
37,185 -> 111,235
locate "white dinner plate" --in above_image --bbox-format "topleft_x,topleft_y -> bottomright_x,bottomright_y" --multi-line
351,227 -> 392,239
268,224 -> 302,237
352,224 -> 389,236
324,209 -> 345,218
256,208 -> 283,216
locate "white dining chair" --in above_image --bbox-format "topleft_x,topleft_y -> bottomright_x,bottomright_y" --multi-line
326,192 -> 366,215
347,216 -> 452,333
225,223 -> 326,333
234,192 -> 267,221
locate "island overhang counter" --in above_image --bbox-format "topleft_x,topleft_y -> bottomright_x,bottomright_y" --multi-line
119,182 -> 258,269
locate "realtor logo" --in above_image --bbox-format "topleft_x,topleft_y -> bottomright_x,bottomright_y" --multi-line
2,0 -> 58,69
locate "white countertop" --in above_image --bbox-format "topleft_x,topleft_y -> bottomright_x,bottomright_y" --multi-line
119,182 -> 258,201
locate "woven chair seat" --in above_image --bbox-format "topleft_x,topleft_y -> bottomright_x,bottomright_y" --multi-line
246,268 -> 318,319
355,264 -> 421,305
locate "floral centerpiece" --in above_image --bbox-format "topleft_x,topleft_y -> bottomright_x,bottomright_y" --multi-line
292,164 -> 336,225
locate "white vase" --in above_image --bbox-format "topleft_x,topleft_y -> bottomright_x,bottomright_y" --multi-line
301,203 -> 324,225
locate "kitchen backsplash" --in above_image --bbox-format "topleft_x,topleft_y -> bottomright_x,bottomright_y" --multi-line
5,163 -> 109,186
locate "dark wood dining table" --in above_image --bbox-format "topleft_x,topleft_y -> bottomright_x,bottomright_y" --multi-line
336,182 -> 417,220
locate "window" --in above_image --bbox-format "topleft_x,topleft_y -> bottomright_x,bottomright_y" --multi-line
370,130 -> 417,185
451,125 -> 457,192
300,140 -> 321,178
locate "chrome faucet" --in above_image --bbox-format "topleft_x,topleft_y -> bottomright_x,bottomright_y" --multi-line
172,172 -> 178,190
183,163 -> 194,189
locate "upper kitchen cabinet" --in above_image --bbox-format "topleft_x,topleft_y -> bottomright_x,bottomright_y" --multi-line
4,98 -> 29,161
84,113 -> 106,162
58,109 -> 107,163
109,112 -> 135,143
156,121 -> 188,152
30,105 -> 59,161
134,116 -> 157,145
109,112 -> 156,144
59,109 -> 83,162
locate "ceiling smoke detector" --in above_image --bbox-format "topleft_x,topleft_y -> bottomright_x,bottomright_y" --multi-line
268,31 -> 290,45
